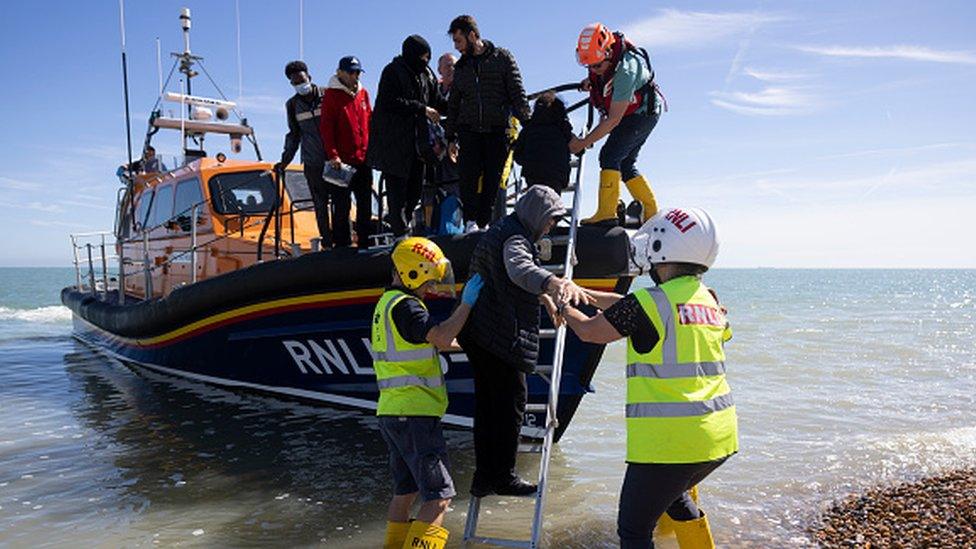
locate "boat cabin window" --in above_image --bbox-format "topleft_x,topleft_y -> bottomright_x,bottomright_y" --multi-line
134,189 -> 154,232
208,171 -> 277,214
173,178 -> 207,232
148,184 -> 174,230
283,170 -> 314,211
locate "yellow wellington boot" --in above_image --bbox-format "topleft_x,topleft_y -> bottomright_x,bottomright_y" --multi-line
383,521 -> 411,549
672,511 -> 715,549
624,174 -> 659,222
581,169 -> 621,224
402,520 -> 449,549
656,485 -> 699,538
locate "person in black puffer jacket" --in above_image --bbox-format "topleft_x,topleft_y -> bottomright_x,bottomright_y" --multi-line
446,15 -> 531,230
367,35 -> 446,236
513,92 -> 575,192
459,186 -> 590,498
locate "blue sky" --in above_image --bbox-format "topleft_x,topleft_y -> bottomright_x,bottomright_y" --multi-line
0,1 -> 974,267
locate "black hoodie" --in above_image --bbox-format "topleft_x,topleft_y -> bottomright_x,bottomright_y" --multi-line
513,95 -> 575,190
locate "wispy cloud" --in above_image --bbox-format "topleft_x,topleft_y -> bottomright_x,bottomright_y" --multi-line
29,220 -> 89,229
796,44 -> 976,65
237,94 -> 287,116
710,86 -> 819,116
742,67 -> 814,82
621,9 -> 787,49
0,176 -> 41,191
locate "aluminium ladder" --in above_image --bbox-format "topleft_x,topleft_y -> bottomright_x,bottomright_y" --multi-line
463,99 -> 594,549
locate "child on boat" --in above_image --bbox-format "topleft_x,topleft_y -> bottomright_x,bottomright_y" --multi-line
372,237 -> 482,549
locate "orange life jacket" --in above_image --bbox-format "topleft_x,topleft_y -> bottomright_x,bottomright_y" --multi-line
587,32 -> 656,117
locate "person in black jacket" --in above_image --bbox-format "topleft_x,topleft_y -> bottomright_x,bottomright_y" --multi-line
513,92 -> 575,192
275,61 -> 333,246
446,15 -> 531,231
459,186 -> 590,497
366,36 -> 445,237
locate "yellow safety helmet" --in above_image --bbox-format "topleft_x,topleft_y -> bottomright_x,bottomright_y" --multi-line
391,237 -> 455,295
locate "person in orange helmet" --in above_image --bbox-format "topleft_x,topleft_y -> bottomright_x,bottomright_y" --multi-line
570,23 -> 662,226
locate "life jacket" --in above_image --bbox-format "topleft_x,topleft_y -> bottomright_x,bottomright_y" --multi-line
587,32 -> 656,117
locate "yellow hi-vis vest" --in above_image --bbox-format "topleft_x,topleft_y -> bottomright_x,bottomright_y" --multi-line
625,276 -> 739,463
371,289 -> 447,417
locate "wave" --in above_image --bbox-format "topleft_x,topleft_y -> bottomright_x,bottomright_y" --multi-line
0,305 -> 72,323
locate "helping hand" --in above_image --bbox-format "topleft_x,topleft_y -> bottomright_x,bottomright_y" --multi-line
540,294 -> 564,327
425,106 -> 441,123
329,158 -> 342,170
461,273 -> 484,306
568,136 -> 586,155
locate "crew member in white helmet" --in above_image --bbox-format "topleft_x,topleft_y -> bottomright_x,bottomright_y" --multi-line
559,207 -> 738,549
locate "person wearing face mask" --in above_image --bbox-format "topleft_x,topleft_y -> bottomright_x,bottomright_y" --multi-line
366,35 -> 446,237
458,185 -> 591,498
276,60 -> 333,246
445,15 -> 531,232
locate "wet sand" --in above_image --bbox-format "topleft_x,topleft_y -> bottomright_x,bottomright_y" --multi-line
812,468 -> 976,547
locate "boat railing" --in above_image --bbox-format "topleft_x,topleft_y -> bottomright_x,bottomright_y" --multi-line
69,231 -> 123,304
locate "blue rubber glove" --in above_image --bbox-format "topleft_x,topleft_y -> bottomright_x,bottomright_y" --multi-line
461,273 -> 484,306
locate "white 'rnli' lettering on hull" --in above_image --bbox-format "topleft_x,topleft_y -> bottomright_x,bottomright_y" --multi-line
282,338 -> 466,375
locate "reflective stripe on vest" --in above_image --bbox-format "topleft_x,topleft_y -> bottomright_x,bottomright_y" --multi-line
376,374 -> 445,390
375,295 -> 438,365
626,361 -> 726,379
626,393 -> 735,418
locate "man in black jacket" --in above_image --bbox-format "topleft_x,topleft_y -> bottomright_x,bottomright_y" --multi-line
446,15 -> 531,231
275,61 -> 333,246
459,186 -> 589,497
367,36 -> 445,237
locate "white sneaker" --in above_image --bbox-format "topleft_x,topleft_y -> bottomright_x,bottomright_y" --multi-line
464,221 -> 479,233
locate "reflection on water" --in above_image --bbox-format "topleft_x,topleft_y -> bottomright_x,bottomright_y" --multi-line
2,269 -> 975,547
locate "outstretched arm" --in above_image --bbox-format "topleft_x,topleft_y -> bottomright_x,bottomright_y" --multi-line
427,302 -> 473,350
562,305 -> 623,344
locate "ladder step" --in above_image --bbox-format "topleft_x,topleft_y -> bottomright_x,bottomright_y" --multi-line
518,441 -> 544,453
466,536 -> 532,548
547,235 -> 570,245
525,403 -> 549,414
534,364 -> 553,375
542,264 -> 565,275
538,328 -> 557,338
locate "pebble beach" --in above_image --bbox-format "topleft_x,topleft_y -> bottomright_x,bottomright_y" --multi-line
813,469 -> 976,547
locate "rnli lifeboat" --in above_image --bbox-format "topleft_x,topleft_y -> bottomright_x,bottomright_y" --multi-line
61,10 -> 636,440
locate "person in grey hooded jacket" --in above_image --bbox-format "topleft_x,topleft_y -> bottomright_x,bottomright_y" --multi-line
459,186 -> 589,497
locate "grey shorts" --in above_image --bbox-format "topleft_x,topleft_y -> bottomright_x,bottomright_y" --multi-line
378,416 -> 456,502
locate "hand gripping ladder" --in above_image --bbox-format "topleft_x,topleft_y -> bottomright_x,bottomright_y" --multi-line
463,94 -> 594,548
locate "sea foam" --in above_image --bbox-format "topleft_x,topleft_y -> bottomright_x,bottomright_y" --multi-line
0,306 -> 72,323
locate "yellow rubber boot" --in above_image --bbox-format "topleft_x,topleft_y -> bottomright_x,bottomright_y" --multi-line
672,511 -> 715,549
384,521 -> 411,549
656,485 -> 699,537
402,520 -> 449,549
582,169 -> 621,224
624,174 -> 658,222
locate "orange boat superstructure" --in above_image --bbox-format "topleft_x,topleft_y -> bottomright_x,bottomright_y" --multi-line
116,159 -> 328,299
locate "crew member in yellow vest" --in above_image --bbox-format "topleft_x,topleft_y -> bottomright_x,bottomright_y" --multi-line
373,237 -> 484,549
560,207 -> 737,549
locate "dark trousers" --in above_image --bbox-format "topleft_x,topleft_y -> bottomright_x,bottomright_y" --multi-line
466,342 -> 527,485
303,163 -> 332,246
384,159 -> 424,237
599,111 -> 659,181
618,457 -> 728,549
458,129 -> 509,227
330,164 -> 373,248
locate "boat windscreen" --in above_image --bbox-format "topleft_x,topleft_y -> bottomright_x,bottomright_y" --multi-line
208,171 -> 277,214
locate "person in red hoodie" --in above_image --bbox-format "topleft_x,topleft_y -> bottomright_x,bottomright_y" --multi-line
320,55 -> 373,249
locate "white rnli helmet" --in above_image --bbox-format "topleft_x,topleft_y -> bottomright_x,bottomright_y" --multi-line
630,207 -> 719,272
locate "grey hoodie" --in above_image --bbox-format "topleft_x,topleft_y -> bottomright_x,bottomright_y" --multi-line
503,186 -> 567,294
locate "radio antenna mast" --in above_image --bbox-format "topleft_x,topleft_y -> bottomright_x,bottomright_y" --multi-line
117,0 -> 134,170
298,0 -> 304,60
156,37 -> 163,96
235,0 -> 242,101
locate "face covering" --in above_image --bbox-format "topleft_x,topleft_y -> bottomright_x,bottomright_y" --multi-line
293,82 -> 313,95
401,34 -> 432,73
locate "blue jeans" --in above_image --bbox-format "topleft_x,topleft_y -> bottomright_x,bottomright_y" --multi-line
599,111 -> 659,181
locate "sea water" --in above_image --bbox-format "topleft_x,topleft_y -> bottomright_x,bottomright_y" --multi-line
0,268 -> 974,547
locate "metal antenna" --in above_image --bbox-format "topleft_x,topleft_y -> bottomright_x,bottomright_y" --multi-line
156,37 -> 163,96
117,0 -> 133,170
235,0 -> 242,101
298,0 -> 304,60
